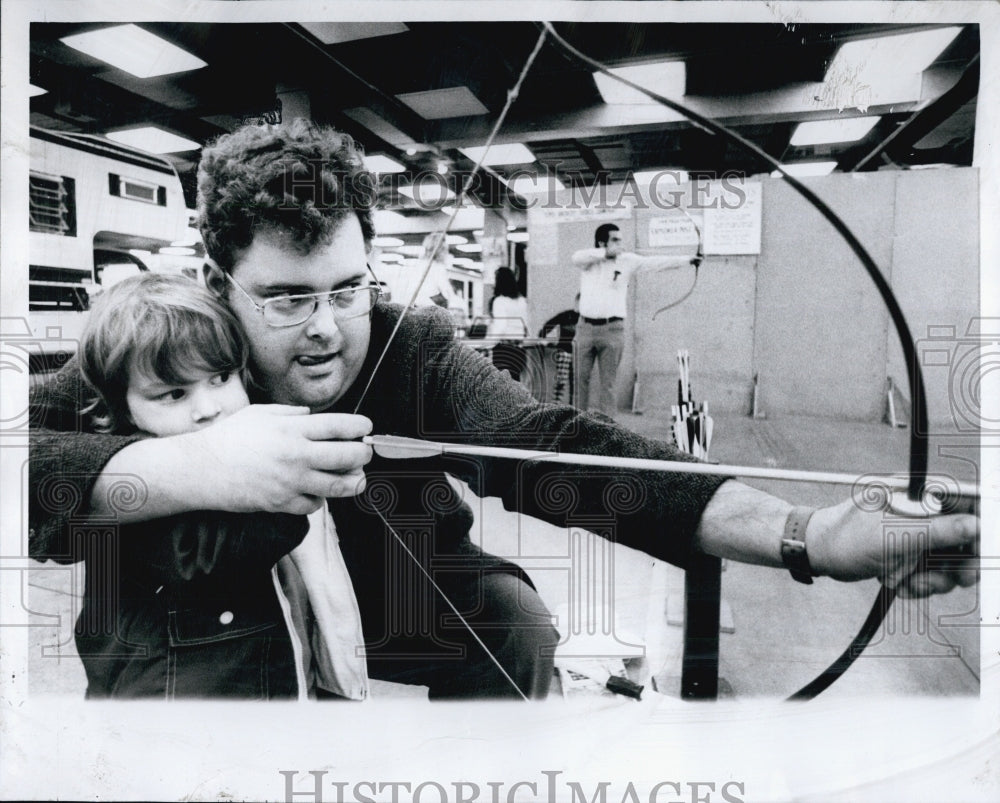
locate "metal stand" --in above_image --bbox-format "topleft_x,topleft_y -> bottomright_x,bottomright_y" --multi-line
680,553 -> 722,700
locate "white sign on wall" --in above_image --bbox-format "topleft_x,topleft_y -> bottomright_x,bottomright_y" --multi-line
702,179 -> 762,255
647,211 -> 702,248
529,199 -> 635,225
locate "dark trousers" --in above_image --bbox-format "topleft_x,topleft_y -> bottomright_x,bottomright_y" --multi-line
364,572 -> 559,700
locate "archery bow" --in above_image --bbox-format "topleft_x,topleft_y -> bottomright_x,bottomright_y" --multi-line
351,21 -> 971,701
651,204 -> 704,320
540,22 -> 943,701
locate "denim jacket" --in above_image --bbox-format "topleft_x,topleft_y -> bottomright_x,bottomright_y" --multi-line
72,509 -> 308,699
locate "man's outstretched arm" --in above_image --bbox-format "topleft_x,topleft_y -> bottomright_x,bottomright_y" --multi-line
626,251 -> 700,272
695,480 -> 978,598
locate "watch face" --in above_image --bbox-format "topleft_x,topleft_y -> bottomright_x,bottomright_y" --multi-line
781,539 -> 814,584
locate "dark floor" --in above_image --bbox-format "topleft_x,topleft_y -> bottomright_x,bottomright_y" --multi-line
26,413 -> 980,700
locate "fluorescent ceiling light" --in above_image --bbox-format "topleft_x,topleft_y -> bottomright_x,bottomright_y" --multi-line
446,234 -> 468,245
459,143 -> 535,166
372,236 -> 405,248
106,126 -> 200,153
508,175 -> 565,195
443,207 -> 485,230
298,22 -> 408,45
772,162 -> 839,178
396,87 -> 489,120
507,232 -> 529,243
398,245 -> 425,257
373,210 -> 408,231
631,169 -> 688,186
825,27 -> 963,85
594,61 -> 686,104
398,181 -> 456,206
171,227 -> 202,247
60,24 -> 207,78
158,246 -> 196,256
378,252 -> 403,263
452,257 -> 475,267
456,243 -> 483,254
790,116 -> 881,146
364,154 -> 406,174
29,84 -> 48,97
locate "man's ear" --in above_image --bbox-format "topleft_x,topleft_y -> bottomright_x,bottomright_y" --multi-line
203,259 -> 227,297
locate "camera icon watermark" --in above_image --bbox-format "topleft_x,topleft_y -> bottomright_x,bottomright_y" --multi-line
915,317 -> 1000,437
1,317 -> 80,438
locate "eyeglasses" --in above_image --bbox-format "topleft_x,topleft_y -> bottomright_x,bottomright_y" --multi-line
223,267 -> 382,328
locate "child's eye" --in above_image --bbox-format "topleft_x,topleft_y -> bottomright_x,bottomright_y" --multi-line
155,388 -> 186,402
210,371 -> 232,386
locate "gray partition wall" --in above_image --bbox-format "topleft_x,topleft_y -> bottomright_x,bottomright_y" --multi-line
527,168 -> 979,427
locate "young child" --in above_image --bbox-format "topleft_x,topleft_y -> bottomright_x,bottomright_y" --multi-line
74,272 -> 367,699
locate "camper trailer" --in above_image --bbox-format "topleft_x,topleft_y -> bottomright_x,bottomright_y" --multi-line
28,125 -> 190,369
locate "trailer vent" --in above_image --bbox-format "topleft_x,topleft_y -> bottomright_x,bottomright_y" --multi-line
29,172 -> 77,236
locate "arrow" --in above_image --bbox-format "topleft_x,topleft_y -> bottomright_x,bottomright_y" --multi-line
362,435 -> 978,504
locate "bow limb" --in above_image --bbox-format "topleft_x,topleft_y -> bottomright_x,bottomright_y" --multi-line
543,22 -> 929,499
542,22 -> 936,700
652,204 -> 705,320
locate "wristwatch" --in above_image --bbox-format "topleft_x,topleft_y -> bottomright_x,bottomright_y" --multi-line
781,506 -> 817,584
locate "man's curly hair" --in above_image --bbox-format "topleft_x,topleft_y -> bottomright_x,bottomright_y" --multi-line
196,119 -> 377,270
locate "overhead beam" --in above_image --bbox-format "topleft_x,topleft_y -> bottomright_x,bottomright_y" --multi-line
282,23 -> 428,146
430,79 -> 933,150
848,56 -> 979,172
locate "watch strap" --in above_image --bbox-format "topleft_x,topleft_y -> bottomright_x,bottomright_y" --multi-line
781,506 -> 817,584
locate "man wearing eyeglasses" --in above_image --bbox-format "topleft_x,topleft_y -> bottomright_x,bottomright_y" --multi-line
29,119 -> 979,701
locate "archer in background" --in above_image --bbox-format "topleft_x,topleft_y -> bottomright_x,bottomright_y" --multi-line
572,223 -> 701,414
29,119 -> 979,701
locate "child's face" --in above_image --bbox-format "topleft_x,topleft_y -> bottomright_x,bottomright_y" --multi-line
125,366 -> 250,437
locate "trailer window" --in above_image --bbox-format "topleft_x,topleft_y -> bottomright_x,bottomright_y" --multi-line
108,173 -> 167,206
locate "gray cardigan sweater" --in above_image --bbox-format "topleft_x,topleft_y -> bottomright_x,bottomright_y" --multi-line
30,302 -> 726,671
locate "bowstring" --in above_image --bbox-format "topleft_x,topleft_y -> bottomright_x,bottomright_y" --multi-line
351,26 -> 549,415
370,509 -> 530,701
350,26 -> 551,700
